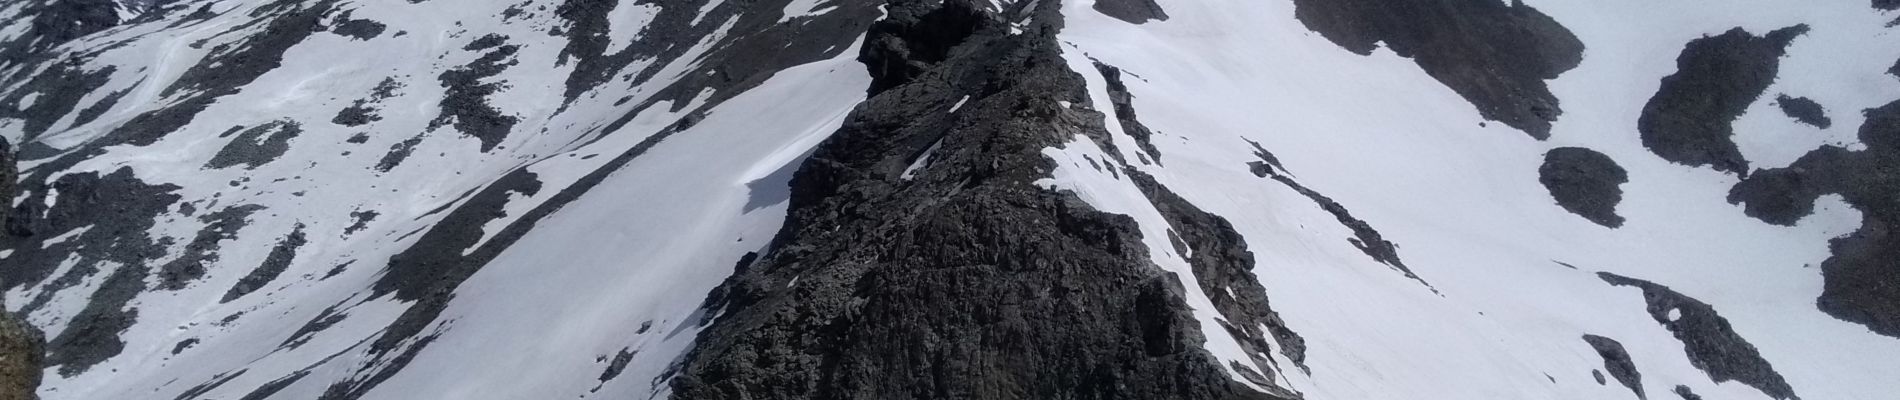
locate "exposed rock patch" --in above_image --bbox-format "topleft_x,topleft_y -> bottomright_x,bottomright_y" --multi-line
156,204 -> 266,290
1583,334 -> 1645,400
1675,385 -> 1704,400
1599,272 -> 1797,400
0,0 -> 120,68
333,77 -> 402,127
1289,0 -> 1584,139
1729,99 -> 1900,339
1129,169 -> 1307,394
0,138 -> 43,400
431,35 -> 520,152
1638,25 -> 1808,175
330,10 -> 386,40
1095,62 -> 1162,165
1245,140 -> 1434,290
1093,0 -> 1168,24
205,120 -> 302,170
221,224 -> 307,302
0,61 -> 116,141
1539,147 -> 1628,227
1773,94 -> 1831,129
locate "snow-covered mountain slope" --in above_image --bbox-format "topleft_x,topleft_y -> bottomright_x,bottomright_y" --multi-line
0,0 -> 1896,399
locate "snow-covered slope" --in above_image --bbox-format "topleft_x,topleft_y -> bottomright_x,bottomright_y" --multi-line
0,0 -> 1895,399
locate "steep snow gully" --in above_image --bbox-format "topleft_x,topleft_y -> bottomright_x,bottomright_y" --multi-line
1,0 -> 1898,399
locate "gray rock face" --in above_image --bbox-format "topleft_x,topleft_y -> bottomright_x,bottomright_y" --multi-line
0,137 -> 43,400
1289,0 -> 1584,139
1639,25 -> 1808,175
670,1 -> 1283,399
1092,0 -> 1168,24
1774,94 -> 1831,129
1730,99 -> 1900,339
1599,272 -> 1798,400
1539,147 -> 1628,228
1582,334 -> 1645,400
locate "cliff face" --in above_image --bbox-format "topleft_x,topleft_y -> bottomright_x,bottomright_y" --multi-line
0,137 -> 42,400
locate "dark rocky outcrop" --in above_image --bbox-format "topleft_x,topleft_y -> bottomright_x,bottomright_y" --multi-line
1582,334 -> 1645,400
1290,0 -> 1584,139
1729,99 -> 1900,339
3,167 -> 179,377
1774,94 -> 1830,129
0,138 -> 43,400
0,0 -> 120,68
1245,140 -> 1434,290
333,77 -> 401,127
204,121 -> 303,170
670,1 -> 1283,399
431,35 -> 520,152
220,224 -> 307,302
155,204 -> 266,291
329,10 -> 385,40
1675,385 -> 1704,400
1599,272 -> 1797,400
1093,0 -> 1168,24
0,61 -> 116,141
1539,147 -> 1628,227
1096,62 -> 1162,165
1639,25 -> 1807,175
1129,170 -> 1306,396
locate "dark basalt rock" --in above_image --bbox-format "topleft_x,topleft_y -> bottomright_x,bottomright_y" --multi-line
1093,0 -> 1168,24
1598,272 -> 1798,400
204,120 -> 302,170
1129,169 -> 1307,394
1539,147 -> 1628,227
1290,0 -> 1584,139
671,2 -> 1281,399
1096,62 -> 1163,165
1729,99 -> 1900,339
221,224 -> 307,302
858,0 -> 988,95
1582,334 -> 1645,400
1638,25 -> 1808,176
1773,94 -> 1831,129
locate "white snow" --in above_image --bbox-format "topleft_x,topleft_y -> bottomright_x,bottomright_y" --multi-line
1050,0 -> 1900,398
779,0 -> 839,23
901,138 -> 943,180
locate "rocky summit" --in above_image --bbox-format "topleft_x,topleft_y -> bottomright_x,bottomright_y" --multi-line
0,0 -> 1897,399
